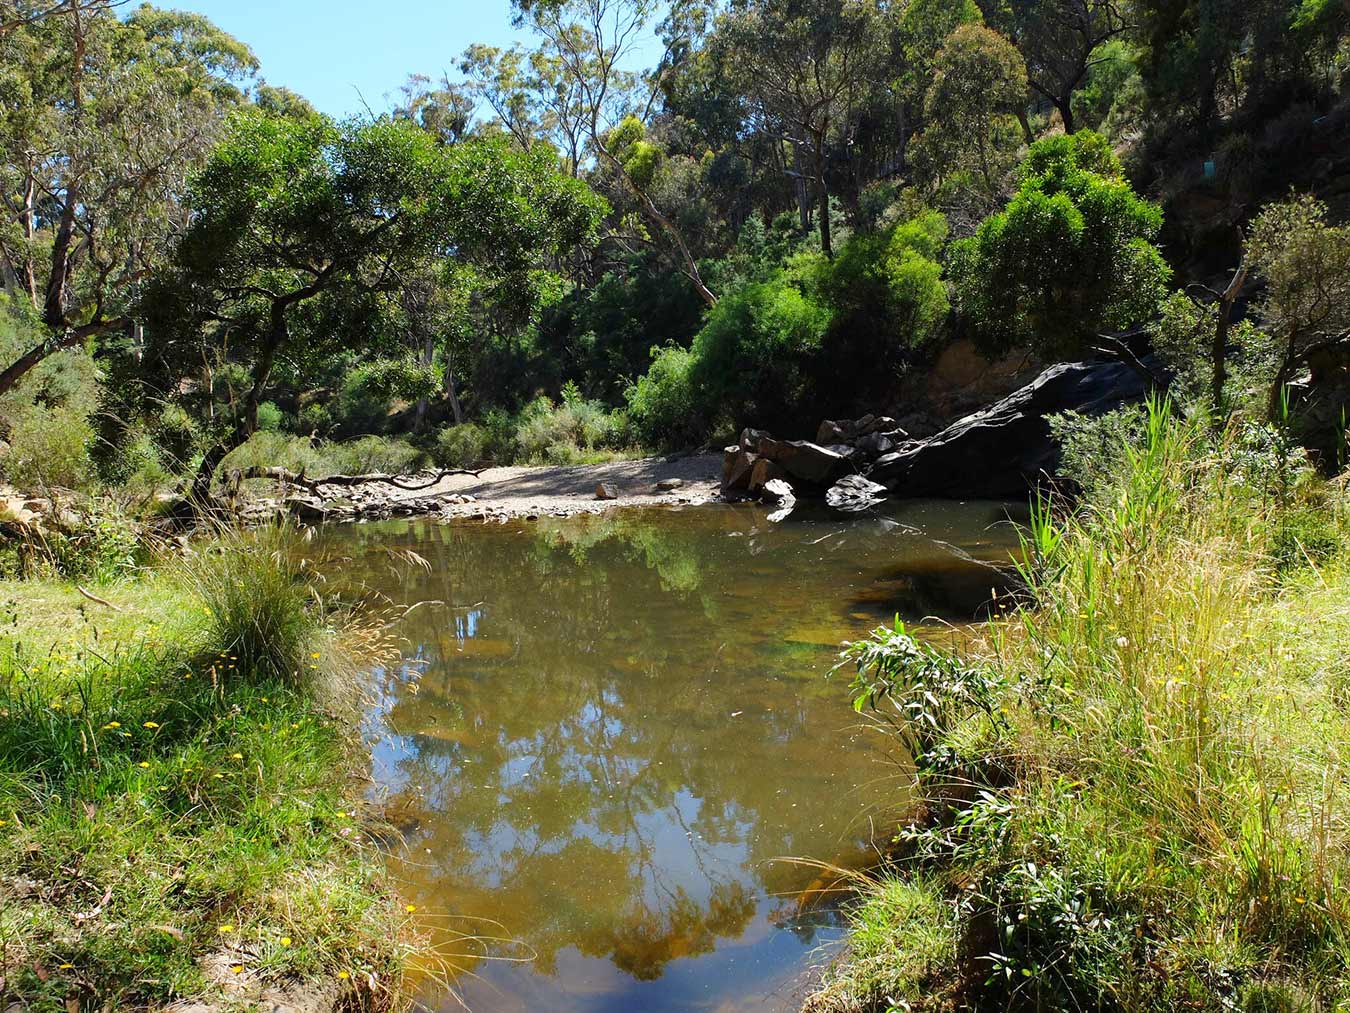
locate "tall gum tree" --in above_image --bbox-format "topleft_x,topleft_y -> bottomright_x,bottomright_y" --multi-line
139,110 -> 607,504
511,0 -> 719,305
0,1 -> 256,396
713,0 -> 887,259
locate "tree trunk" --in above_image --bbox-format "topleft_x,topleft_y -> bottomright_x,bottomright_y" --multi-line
1017,107 -> 1036,145
1056,95 -> 1075,135
792,142 -> 811,233
813,131 -> 832,259
444,362 -> 465,425
188,319 -> 283,503
595,140 -> 717,307
414,335 -> 433,433
1211,257 -> 1249,410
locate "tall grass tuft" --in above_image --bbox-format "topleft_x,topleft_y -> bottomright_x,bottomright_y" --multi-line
815,399 -> 1350,1012
175,524 -> 323,687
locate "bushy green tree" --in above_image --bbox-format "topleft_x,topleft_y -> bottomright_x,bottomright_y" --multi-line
141,109 -> 606,501
950,130 -> 1170,358
625,345 -> 702,448
916,23 -> 1029,216
687,274 -> 831,434
0,2 -> 255,396
813,210 -> 950,403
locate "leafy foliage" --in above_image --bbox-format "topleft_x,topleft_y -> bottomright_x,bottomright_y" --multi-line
950,131 -> 1171,357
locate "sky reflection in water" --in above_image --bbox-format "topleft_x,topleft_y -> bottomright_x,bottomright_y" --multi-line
325,501 -> 1020,1012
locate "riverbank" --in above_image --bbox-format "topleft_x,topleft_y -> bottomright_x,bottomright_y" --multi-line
0,529 -> 410,1011
231,453 -> 723,525
804,407 -> 1350,1012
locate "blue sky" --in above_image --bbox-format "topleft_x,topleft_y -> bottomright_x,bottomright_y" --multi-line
167,1 -> 660,118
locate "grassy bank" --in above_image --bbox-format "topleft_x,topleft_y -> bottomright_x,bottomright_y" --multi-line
0,528 -> 409,1011
810,405 -> 1350,1013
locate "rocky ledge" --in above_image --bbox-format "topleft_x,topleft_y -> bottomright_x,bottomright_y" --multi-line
722,357 -> 1154,510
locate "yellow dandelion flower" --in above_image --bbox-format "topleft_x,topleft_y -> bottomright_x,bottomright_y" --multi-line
280,935 -> 292,946
310,653 -> 321,659
138,762 -> 150,769
231,964 -> 244,974
1295,896 -> 1307,904
58,963 -> 74,969
103,721 -> 121,730
213,772 -> 224,779
405,904 -> 417,913
230,752 -> 243,760
337,970 -> 350,980
261,696 -> 269,703
219,924 -> 235,933
143,721 -> 160,729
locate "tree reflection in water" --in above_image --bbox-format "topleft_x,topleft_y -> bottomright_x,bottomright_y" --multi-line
325,503 -> 1017,1011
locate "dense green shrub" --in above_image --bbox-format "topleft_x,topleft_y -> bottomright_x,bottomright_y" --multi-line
433,423 -> 487,468
511,391 -> 630,465
626,346 -> 704,449
0,403 -> 95,490
255,400 -> 284,432
687,274 -> 831,436
950,131 -> 1170,358
335,358 -> 440,434
812,210 -> 950,408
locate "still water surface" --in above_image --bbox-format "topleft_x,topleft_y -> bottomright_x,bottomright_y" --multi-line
327,501 -> 1021,1013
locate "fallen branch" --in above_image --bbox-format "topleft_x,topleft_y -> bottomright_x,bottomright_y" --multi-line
232,465 -> 483,494
76,585 -> 124,611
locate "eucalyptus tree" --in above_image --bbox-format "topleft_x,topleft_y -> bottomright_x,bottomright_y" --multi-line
917,23 -> 1029,220
139,110 -> 607,503
978,0 -> 1128,135
459,41 -> 592,175
393,73 -> 475,146
510,0 -> 719,305
713,0 -> 886,259
0,1 -> 255,395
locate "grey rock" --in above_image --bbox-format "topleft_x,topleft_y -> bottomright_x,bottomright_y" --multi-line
722,448 -> 758,491
755,438 -> 853,486
284,496 -> 328,522
739,427 -> 771,452
854,431 -> 896,458
594,482 -> 621,500
656,477 -> 685,491
870,359 -> 1153,498
826,474 -> 889,512
748,457 -> 789,494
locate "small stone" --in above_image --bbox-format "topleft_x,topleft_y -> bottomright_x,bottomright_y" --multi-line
656,478 -> 684,491
594,482 -> 620,500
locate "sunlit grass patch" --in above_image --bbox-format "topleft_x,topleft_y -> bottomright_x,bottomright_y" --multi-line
0,527 -> 409,1010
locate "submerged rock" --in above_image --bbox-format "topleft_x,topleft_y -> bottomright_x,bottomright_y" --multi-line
825,474 -> 888,512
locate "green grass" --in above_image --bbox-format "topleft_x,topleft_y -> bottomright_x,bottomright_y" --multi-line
815,404 -> 1350,1013
0,528 -> 409,1011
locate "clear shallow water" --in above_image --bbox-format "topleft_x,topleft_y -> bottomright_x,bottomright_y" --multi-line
324,501 -> 1021,1013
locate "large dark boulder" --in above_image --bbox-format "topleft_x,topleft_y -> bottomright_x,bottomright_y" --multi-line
756,437 -> 855,486
870,359 -> 1153,498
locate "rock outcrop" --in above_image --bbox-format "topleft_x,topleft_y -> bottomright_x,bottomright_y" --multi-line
722,357 -> 1156,507
870,359 -> 1151,498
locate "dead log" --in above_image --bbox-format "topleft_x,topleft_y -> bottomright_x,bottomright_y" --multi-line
234,465 -> 482,493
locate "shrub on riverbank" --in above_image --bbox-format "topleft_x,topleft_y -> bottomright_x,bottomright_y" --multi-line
0,526 -> 409,1010
812,402 -> 1350,1012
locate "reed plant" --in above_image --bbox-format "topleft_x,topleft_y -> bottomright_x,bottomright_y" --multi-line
815,400 -> 1350,1012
